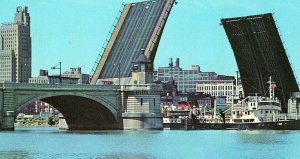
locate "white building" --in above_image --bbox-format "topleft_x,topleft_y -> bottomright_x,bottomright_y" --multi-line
288,92 -> 300,116
156,58 -> 218,93
0,6 -> 31,83
196,77 -> 235,105
62,67 -> 90,84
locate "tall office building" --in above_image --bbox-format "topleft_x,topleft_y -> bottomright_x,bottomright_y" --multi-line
156,58 -> 219,93
0,6 -> 31,82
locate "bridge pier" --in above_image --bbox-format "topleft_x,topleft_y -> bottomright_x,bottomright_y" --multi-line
1,111 -> 15,130
121,85 -> 163,130
0,88 -> 16,130
122,112 -> 163,130
118,51 -> 164,130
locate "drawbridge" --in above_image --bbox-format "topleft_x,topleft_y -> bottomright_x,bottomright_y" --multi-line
90,0 -> 176,84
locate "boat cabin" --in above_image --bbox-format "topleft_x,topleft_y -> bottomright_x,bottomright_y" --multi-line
230,77 -> 282,123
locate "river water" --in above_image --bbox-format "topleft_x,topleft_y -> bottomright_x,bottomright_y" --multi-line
0,127 -> 300,159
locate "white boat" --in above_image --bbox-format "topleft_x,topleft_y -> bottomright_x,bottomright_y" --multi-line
229,76 -> 282,124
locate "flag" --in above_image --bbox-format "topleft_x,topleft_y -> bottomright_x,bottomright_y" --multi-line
270,83 -> 276,89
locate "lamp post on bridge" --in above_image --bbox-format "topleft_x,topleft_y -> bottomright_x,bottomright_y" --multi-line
51,62 -> 62,84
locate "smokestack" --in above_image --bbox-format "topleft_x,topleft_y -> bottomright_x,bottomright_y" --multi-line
169,58 -> 173,67
175,58 -> 179,67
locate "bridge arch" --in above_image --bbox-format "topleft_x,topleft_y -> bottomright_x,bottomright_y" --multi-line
16,93 -> 119,130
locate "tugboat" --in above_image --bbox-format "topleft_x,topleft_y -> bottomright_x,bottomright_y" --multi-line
229,76 -> 281,124
185,76 -> 300,130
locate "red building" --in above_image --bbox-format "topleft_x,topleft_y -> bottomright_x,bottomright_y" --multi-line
19,101 -> 60,117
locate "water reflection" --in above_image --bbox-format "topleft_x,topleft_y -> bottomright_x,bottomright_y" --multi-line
14,127 -> 59,134
15,127 -> 163,136
0,150 -> 31,159
100,153 -> 155,159
237,130 -> 289,144
0,151 -> 155,159
59,129 -> 162,134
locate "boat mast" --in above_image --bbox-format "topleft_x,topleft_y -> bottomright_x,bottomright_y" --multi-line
269,76 -> 272,100
268,76 -> 275,100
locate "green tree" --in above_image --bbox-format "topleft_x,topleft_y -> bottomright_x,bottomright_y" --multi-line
48,116 -> 55,126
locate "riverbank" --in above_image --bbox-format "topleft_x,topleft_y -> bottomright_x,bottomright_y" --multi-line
14,118 -> 58,127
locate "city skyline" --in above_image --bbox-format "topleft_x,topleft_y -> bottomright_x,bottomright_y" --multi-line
1,0 -> 300,81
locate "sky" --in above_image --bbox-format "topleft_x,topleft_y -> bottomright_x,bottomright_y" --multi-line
1,0 -> 300,81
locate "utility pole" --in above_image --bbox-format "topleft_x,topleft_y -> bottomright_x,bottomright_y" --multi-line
51,62 -> 62,84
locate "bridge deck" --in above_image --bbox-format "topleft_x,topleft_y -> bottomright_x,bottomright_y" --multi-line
91,0 -> 175,84
221,13 -> 299,111
0,82 -> 119,91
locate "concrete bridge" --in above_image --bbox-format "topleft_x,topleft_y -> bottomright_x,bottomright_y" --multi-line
0,82 -> 121,130
0,0 -> 175,131
0,82 -> 163,130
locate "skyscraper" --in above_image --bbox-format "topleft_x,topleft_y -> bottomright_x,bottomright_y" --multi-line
0,6 -> 31,83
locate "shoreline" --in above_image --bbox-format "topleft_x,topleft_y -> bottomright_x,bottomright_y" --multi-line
14,121 -> 58,128
14,124 -> 58,128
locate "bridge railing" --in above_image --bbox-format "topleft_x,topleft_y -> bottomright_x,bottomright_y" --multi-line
0,82 -> 164,92
121,84 -> 162,91
0,82 -> 120,91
